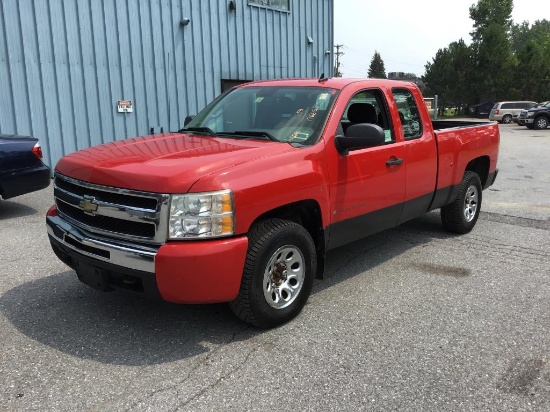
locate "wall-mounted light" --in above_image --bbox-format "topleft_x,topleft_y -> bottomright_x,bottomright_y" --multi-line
180,18 -> 191,26
306,36 -> 313,45
229,1 -> 236,12
325,50 -> 331,56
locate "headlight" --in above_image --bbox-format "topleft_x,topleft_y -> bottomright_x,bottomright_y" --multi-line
169,190 -> 234,239
527,112 -> 535,117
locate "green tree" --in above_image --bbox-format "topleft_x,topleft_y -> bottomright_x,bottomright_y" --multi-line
469,0 -> 515,101
423,48 -> 452,104
512,19 -> 550,101
367,51 -> 387,79
422,1 -> 550,107
423,39 -> 473,111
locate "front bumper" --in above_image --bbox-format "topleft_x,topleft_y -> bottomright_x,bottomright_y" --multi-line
523,118 -> 534,124
46,211 -> 249,303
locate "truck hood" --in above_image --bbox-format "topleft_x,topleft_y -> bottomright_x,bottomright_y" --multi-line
55,133 -> 293,193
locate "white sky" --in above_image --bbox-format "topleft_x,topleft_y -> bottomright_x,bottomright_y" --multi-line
334,0 -> 550,77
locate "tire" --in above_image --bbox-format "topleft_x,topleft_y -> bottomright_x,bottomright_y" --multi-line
502,114 -> 512,124
229,219 -> 316,328
534,116 -> 549,130
441,171 -> 482,234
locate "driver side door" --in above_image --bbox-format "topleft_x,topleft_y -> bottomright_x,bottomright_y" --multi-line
327,88 -> 406,249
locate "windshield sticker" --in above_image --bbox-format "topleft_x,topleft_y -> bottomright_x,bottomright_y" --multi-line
254,97 -> 264,103
318,93 -> 329,100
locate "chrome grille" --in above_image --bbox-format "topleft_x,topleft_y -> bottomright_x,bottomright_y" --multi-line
54,173 -> 170,244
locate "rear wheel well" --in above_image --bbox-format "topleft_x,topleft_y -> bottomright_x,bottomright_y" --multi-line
465,156 -> 490,188
251,200 -> 325,278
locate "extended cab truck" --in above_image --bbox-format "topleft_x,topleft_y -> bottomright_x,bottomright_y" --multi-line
46,78 -> 499,328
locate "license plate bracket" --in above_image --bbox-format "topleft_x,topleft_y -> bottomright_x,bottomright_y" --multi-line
73,260 -> 112,292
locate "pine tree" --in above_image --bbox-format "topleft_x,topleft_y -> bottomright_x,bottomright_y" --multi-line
367,51 -> 387,79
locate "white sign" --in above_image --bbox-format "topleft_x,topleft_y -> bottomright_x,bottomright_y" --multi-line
117,100 -> 133,113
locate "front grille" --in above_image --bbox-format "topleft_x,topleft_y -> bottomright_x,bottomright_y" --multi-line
57,201 -> 156,238
55,177 -> 158,210
54,173 -> 170,244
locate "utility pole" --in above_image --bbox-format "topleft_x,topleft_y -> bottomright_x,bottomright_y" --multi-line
334,44 -> 344,77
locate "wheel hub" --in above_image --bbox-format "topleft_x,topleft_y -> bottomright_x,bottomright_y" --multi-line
263,245 -> 305,309
463,184 -> 479,222
271,262 -> 288,286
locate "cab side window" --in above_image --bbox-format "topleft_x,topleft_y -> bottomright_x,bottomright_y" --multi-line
391,88 -> 422,140
340,89 -> 395,144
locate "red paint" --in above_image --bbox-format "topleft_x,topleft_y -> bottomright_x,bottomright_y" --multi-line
155,237 -> 248,303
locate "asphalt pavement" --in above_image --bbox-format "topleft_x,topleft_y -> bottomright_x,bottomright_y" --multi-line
1,122 -> 549,411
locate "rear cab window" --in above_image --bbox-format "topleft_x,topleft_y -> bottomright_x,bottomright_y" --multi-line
391,88 -> 423,140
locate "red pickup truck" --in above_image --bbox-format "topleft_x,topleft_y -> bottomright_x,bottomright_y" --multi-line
46,78 -> 499,328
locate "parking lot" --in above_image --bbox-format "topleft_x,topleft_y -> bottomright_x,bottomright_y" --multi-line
1,123 -> 549,411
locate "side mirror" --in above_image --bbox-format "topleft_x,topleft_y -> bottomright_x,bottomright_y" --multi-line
335,123 -> 385,155
184,115 -> 195,126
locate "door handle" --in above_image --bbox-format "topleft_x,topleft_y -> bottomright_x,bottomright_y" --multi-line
386,157 -> 403,166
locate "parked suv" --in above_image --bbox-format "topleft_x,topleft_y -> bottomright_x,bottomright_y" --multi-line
489,101 -> 537,124
520,101 -> 550,130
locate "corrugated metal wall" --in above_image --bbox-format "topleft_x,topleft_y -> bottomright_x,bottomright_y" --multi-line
0,0 -> 334,170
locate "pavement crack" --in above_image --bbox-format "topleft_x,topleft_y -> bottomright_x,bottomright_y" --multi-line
173,345 -> 260,411
124,325 -> 253,412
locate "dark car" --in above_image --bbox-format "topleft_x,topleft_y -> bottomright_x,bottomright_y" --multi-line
519,101 -> 550,130
0,134 -> 51,201
469,101 -> 495,119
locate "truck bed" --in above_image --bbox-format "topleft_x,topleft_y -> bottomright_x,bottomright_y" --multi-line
431,119 -> 492,130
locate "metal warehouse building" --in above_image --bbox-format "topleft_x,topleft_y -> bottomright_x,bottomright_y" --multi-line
0,0 -> 334,170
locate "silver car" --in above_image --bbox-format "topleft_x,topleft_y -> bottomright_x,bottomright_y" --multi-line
489,101 -> 538,123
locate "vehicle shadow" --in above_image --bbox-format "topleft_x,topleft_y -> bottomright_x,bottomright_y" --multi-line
1,212 -> 456,366
0,270 -> 255,366
315,210 -> 455,292
0,200 -> 38,220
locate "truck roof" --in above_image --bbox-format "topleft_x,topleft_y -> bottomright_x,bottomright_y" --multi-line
236,77 -> 418,90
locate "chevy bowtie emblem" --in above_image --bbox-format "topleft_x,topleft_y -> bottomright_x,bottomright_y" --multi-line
79,196 -> 99,215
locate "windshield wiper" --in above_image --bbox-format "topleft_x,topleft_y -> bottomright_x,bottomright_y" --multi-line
232,131 -> 279,142
178,127 -> 217,136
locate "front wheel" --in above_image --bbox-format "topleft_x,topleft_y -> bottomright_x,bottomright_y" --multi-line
441,171 -> 482,234
229,219 -> 316,328
534,116 -> 549,130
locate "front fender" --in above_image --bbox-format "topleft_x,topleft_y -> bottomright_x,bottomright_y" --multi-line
189,143 -> 331,234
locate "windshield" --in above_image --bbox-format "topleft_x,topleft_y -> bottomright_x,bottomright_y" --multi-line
184,86 -> 339,145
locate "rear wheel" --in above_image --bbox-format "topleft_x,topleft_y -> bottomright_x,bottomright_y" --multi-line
534,116 -> 549,130
230,219 -> 316,328
441,171 -> 482,234
502,114 -> 512,124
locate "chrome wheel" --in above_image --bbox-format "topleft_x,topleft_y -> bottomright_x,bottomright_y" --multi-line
463,184 -> 479,222
263,245 -> 305,309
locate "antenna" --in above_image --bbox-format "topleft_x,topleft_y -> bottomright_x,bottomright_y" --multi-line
318,72 -> 329,83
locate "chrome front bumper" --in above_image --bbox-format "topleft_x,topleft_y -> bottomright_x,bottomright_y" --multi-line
46,215 -> 158,273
